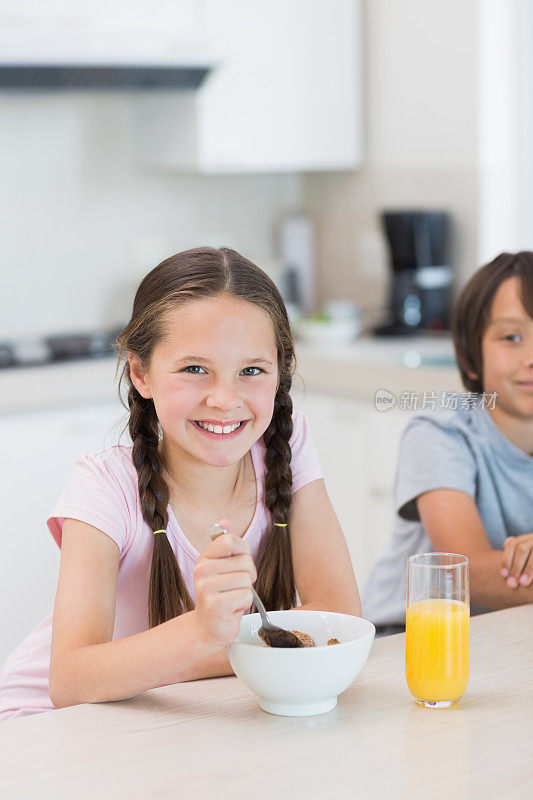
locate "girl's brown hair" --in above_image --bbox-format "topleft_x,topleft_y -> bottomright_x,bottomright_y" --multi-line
115,247 -> 297,628
452,251 -> 533,393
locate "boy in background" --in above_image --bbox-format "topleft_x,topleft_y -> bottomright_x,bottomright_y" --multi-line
363,252 -> 533,635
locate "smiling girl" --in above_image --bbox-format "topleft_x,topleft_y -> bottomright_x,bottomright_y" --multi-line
364,252 -> 533,634
0,247 -> 360,720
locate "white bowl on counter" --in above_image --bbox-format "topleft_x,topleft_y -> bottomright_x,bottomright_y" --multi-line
292,316 -> 361,346
227,609 -> 375,717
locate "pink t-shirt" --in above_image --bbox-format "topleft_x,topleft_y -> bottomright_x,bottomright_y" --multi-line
0,410 -> 322,721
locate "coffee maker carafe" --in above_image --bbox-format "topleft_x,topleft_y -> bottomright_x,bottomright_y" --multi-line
374,210 -> 452,336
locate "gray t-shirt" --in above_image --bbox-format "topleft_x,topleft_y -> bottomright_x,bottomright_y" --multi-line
363,402 -> 533,627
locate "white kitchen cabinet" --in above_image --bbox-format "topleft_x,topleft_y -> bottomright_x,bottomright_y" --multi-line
0,400 -> 128,665
292,391 -> 370,580
293,390 -> 412,592
136,0 -> 363,173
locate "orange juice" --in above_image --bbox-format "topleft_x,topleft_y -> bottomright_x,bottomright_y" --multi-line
405,599 -> 469,702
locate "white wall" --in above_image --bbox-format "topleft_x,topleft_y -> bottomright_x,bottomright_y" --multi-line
305,0 -> 533,315
304,0 -> 480,314
0,93 -> 302,340
477,0 -> 533,263
364,0 -> 478,172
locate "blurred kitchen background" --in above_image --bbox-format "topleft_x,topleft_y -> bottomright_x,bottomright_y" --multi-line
1,0 -> 532,661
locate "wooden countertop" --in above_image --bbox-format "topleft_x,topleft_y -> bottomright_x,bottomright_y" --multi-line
1,605 -> 531,800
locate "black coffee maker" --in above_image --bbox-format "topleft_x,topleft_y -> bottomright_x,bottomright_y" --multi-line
374,210 -> 452,336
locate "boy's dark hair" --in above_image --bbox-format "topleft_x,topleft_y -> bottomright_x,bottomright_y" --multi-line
115,247 -> 298,628
452,251 -> 533,393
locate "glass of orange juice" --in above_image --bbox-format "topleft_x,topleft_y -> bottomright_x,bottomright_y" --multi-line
406,553 -> 469,708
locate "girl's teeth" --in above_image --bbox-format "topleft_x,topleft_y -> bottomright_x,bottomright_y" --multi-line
197,421 -> 242,434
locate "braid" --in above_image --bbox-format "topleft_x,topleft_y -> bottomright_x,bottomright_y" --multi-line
128,387 -> 194,628
254,374 -> 297,610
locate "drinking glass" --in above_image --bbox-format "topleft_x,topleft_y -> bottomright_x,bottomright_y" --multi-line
406,553 -> 470,708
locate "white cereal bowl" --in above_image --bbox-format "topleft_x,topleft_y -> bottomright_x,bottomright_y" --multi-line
227,610 -> 375,717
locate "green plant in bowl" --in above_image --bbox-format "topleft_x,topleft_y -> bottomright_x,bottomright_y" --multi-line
309,310 -> 330,323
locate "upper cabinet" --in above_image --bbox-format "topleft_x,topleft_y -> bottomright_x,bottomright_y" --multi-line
0,1 -> 207,57
135,0 -> 363,174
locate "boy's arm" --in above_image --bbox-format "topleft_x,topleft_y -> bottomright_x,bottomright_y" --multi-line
417,489 -> 533,609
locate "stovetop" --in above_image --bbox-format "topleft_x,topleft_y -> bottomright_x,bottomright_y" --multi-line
0,326 -> 125,369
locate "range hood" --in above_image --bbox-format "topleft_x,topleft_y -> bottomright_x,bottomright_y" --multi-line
0,29 -> 216,91
0,64 -> 211,91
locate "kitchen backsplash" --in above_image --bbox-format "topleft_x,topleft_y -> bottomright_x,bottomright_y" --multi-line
0,93 -> 302,341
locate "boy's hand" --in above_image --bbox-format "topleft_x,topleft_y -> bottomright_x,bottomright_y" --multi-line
192,519 -> 257,648
500,534 -> 533,588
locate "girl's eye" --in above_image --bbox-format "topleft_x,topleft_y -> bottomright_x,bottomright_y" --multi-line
181,365 -> 207,374
501,334 -> 521,343
241,367 -> 264,376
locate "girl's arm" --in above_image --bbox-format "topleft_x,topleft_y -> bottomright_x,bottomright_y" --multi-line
159,481 -> 363,684
50,519 -> 253,708
417,489 -> 533,609
164,479 -> 364,681
173,479 -> 363,680
288,479 -> 362,616
158,648 -> 233,685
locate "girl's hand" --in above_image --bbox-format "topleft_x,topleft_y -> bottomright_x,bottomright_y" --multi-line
500,534 -> 533,588
193,519 -> 257,648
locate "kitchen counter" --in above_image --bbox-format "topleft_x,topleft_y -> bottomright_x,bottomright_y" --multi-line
0,336 -> 462,413
1,605 -> 531,799
294,336 -> 461,402
0,356 -> 124,414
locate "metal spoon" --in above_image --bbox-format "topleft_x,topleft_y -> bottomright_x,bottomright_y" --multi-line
208,523 -> 304,648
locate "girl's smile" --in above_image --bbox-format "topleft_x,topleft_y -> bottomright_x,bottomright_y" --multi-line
191,418 -> 250,438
